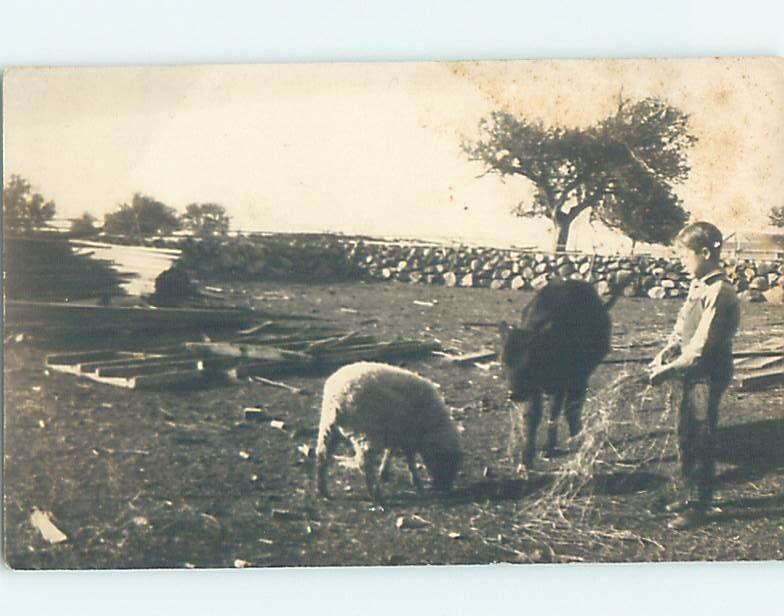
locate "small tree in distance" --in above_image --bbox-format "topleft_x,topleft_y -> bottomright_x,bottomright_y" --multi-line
3,174 -> 57,233
70,212 -> 99,238
182,203 -> 230,237
103,193 -> 181,239
769,205 -> 784,228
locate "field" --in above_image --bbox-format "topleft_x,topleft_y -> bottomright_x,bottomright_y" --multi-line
4,280 -> 784,569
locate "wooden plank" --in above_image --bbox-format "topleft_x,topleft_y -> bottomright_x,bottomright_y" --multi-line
131,369 -> 208,390
79,354 -> 181,373
6,300 -> 256,330
46,351 -> 139,366
755,336 -> 784,352
97,359 -> 203,378
230,358 -> 311,379
315,340 -> 441,364
735,368 -> 784,392
436,349 -> 498,365
733,355 -> 784,371
184,342 -> 312,362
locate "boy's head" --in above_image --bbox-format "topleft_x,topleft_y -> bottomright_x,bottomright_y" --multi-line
675,222 -> 724,277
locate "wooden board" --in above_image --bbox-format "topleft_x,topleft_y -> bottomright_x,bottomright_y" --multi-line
735,368 -> 784,391
8,300 -> 256,331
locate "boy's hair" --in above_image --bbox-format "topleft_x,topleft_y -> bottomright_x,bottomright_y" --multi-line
676,222 -> 724,260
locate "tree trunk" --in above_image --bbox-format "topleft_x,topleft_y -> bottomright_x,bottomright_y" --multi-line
553,217 -> 572,253
630,239 -> 637,255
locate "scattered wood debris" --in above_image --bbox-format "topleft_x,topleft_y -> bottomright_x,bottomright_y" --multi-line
46,330 -> 441,390
395,514 -> 430,530
243,407 -> 272,421
733,337 -> 784,391
436,349 -> 498,365
251,376 -> 305,394
30,508 -> 68,544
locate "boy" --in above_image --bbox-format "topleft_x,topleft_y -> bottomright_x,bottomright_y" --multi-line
649,222 -> 740,530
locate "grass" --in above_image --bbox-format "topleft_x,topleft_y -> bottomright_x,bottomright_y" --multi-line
4,280 -> 784,568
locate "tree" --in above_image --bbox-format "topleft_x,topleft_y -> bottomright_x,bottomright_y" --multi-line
463,97 -> 695,251
770,206 -> 784,227
182,203 -> 230,237
103,193 -> 181,238
70,212 -> 99,238
3,174 -> 57,233
593,163 -> 689,252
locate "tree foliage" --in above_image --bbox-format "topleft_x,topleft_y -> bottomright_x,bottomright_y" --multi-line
69,212 -> 99,238
103,193 -> 181,238
182,203 -> 230,237
769,205 -> 784,227
3,175 -> 57,233
463,98 -> 696,251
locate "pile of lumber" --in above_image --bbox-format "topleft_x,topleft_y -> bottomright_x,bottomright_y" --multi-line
733,336 -> 784,391
6,300 -> 258,338
45,329 -> 442,390
3,235 -> 133,301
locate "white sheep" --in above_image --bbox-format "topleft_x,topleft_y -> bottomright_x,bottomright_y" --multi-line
316,361 -> 463,502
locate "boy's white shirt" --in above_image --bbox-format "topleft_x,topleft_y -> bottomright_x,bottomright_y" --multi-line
666,267 -> 735,369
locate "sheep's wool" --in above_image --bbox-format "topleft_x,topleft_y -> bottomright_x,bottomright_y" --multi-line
320,362 -> 458,451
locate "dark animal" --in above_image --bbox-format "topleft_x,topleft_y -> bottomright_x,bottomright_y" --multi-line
501,279 -> 619,469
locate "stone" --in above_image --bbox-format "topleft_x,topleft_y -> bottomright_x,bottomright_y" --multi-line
460,273 -> 476,288
531,274 -> 550,290
763,286 -> 784,304
557,263 -> 575,278
749,276 -> 769,291
510,276 -> 526,290
443,272 -> 458,287
595,280 -> 612,296
647,287 -> 667,299
739,290 -> 765,302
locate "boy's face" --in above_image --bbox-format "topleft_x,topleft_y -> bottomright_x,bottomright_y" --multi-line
677,243 -> 715,278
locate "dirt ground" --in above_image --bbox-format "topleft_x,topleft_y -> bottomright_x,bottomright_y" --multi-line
4,280 -> 784,569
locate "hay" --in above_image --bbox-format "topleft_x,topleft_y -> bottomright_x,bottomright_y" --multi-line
484,370 -> 680,561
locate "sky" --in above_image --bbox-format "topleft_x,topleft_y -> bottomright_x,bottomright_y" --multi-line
3,58 -> 783,251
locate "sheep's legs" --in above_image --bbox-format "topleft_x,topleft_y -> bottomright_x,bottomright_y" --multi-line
405,450 -> 425,494
544,391 -> 566,458
355,439 -> 383,503
316,426 -> 341,498
378,448 -> 392,483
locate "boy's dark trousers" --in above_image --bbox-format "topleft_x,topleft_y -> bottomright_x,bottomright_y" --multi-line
676,377 -> 726,509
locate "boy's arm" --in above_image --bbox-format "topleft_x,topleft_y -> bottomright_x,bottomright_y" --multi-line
657,299 -> 689,356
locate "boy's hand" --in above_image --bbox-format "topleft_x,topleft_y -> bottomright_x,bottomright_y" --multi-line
649,364 -> 673,386
649,345 -> 678,369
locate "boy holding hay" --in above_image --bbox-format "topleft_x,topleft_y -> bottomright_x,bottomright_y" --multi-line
649,222 -> 740,530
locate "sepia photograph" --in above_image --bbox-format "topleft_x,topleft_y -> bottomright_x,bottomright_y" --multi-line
3,56 -> 784,571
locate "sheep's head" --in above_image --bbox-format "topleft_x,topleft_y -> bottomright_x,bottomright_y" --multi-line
501,326 -> 536,401
422,448 -> 463,492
